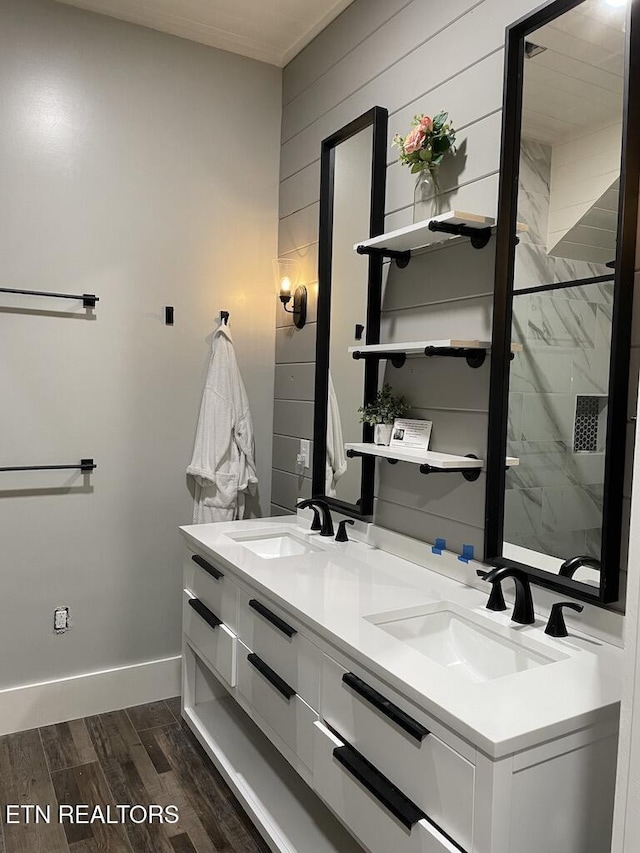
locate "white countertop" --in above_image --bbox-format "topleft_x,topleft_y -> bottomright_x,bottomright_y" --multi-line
180,518 -> 622,759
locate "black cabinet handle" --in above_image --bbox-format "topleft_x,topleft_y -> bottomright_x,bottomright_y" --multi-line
188,597 -> 223,631
342,673 -> 430,742
247,652 -> 296,700
333,742 -> 425,830
249,599 -> 297,638
192,554 -> 224,580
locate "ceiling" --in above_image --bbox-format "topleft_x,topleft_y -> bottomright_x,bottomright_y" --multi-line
520,0 -> 626,264
53,0 -> 354,66
522,0 -> 626,143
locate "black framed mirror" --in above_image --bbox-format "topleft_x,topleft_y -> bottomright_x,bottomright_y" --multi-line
486,0 -> 640,604
312,107 -> 389,518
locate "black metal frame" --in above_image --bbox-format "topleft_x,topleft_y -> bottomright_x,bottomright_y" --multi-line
485,0 -> 640,605
312,107 -> 388,519
514,273 -> 613,297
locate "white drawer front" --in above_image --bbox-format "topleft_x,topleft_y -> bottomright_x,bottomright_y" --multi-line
321,654 -> 473,851
184,550 -> 238,632
237,642 -> 317,769
313,722 -> 465,853
238,590 -> 321,708
182,591 -> 236,687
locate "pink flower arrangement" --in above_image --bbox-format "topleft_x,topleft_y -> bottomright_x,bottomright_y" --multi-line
393,111 -> 456,175
403,126 -> 425,154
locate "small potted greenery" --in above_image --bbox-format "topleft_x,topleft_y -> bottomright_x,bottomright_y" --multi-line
358,384 -> 409,446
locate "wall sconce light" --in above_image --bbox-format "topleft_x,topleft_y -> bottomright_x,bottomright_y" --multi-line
274,258 -> 307,329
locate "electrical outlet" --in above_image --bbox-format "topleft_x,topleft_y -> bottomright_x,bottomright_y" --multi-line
299,439 -> 310,469
54,606 -> 70,634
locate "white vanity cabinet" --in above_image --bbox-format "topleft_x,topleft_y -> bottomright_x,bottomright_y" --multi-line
182,550 -> 238,687
313,721 -> 463,853
237,589 -> 322,708
235,589 -> 321,772
315,648 -> 618,853
181,539 -> 619,853
319,652 -> 475,851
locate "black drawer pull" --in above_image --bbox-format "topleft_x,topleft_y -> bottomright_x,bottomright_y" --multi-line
249,599 -> 297,638
192,554 -> 224,580
247,653 -> 296,700
188,597 -> 223,631
342,673 -> 430,742
333,742 -> 425,830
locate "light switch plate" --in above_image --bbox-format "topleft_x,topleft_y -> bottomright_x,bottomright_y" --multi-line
299,439 -> 310,469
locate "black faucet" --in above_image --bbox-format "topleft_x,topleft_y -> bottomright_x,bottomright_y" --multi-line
558,555 -> 601,579
297,499 -> 334,537
482,566 -> 535,625
335,519 -> 355,542
545,602 -> 583,637
476,570 -> 507,612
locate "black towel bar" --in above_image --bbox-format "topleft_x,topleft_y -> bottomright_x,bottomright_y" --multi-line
0,459 -> 97,473
0,288 -> 98,308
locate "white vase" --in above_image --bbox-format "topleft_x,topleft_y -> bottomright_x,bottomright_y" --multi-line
374,423 -> 393,446
413,169 -> 442,223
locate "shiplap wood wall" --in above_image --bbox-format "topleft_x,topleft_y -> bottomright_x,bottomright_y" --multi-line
271,0 -> 637,571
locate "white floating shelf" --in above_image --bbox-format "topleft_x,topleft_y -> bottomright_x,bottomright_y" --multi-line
349,339 -> 523,356
346,443 -> 480,469
354,211 -> 495,256
346,443 -> 519,470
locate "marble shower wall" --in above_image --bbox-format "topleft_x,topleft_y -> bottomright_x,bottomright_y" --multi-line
514,140 -> 611,290
504,139 -> 613,560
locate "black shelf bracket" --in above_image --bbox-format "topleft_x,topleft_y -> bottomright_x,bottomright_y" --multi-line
419,454 -> 481,482
0,288 -> 98,308
427,220 -> 492,250
424,346 -> 486,369
356,244 -> 411,269
0,458 -> 97,473
348,448 -> 397,464
352,350 -> 406,368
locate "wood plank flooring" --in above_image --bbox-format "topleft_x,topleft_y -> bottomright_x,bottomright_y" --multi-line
0,699 -> 269,853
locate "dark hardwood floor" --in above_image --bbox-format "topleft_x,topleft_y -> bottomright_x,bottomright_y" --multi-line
0,699 -> 270,853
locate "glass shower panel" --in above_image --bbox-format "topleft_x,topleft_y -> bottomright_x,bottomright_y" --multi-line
503,280 -> 614,577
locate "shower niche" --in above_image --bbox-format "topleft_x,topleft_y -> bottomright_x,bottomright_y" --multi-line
573,396 -> 608,455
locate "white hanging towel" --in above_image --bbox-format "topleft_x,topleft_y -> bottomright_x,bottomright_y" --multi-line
187,323 -> 258,523
325,371 -> 347,497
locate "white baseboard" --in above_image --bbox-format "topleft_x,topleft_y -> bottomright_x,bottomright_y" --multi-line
0,655 -> 181,735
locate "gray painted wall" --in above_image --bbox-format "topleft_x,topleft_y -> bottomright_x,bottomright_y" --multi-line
272,0 -> 637,596
0,0 -> 281,689
272,0 -> 546,544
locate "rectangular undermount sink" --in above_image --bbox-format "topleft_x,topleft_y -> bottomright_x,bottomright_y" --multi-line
366,602 -> 566,683
226,529 -> 323,560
